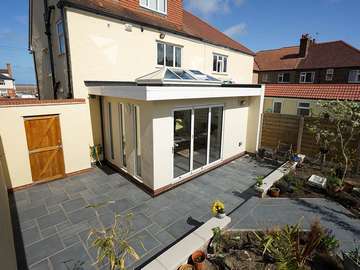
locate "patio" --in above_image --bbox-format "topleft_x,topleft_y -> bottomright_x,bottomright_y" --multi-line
10,156 -> 275,270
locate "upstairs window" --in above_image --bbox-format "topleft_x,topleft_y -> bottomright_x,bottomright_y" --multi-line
0,80 -> 5,85
300,72 -> 315,83
56,20 -> 66,55
278,73 -> 290,83
213,54 -> 228,73
325,69 -> 334,81
297,102 -> 310,116
349,70 -> 360,83
140,0 -> 167,14
157,42 -> 181,67
262,73 -> 270,83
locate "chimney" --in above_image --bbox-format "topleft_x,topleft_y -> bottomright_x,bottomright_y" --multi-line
6,63 -> 13,78
299,34 -> 311,58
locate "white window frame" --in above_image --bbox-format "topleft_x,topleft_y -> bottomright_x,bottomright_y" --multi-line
157,42 -> 182,68
272,99 -> 283,114
140,0 -> 167,15
348,70 -> 360,83
278,73 -> 290,83
213,54 -> 228,73
56,20 -> 66,55
299,72 -> 315,83
297,101 -> 311,116
325,69 -> 334,81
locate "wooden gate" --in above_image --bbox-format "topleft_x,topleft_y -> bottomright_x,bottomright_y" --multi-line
24,115 -> 65,182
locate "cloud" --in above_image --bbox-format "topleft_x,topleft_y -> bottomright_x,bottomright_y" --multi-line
185,0 -> 230,16
224,23 -> 247,37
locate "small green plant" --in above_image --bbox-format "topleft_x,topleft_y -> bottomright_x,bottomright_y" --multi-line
348,244 -> 360,265
88,213 -> 140,270
254,220 -> 324,269
256,176 -> 264,187
327,175 -> 343,190
90,145 -> 103,166
319,229 -> 339,253
211,227 -> 223,255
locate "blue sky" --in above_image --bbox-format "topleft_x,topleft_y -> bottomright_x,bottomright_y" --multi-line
0,0 -> 359,83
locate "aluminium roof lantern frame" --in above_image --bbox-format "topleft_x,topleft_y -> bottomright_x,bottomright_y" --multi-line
136,67 -> 222,86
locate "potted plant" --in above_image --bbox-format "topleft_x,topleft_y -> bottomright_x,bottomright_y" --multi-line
191,250 -> 206,270
327,175 -> 343,193
90,144 -> 103,166
178,264 -> 193,270
343,245 -> 360,270
270,186 -> 280,197
211,200 -> 226,219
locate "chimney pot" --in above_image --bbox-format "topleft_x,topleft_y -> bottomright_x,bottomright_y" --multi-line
6,63 -> 13,78
299,34 -> 311,58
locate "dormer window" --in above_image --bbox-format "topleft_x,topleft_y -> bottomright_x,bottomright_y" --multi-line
349,70 -> 360,83
140,0 -> 167,14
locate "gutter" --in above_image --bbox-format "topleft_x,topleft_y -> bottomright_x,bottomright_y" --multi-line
57,0 -> 255,57
59,5 -> 74,98
44,0 -> 57,98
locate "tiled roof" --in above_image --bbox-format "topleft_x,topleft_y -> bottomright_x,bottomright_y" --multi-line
60,0 -> 254,55
256,41 -> 360,71
0,74 -> 13,80
265,84 -> 360,101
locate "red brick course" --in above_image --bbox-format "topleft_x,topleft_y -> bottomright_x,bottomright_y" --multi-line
0,98 -> 86,107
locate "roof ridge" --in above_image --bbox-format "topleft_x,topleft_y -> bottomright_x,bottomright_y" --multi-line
256,45 -> 299,53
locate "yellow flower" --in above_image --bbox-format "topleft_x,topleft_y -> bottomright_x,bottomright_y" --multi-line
211,200 -> 225,216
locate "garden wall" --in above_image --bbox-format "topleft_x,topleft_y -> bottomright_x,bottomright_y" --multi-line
0,99 -> 93,189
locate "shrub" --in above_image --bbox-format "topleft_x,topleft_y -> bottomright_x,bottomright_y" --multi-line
348,245 -> 360,265
327,175 -> 343,190
319,229 -> 339,253
255,221 -> 324,269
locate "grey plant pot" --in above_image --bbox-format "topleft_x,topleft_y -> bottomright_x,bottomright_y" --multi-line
343,253 -> 360,270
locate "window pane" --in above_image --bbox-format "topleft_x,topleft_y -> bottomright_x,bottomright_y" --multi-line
134,105 -> 141,177
140,0 -> 147,6
119,104 -> 126,168
273,102 -> 282,113
157,43 -> 164,65
165,69 -> 180,79
193,108 -> 209,170
209,107 -> 223,163
149,0 -> 157,10
283,73 -> 290,82
108,103 -> 114,160
59,36 -> 66,54
306,72 -> 313,82
166,44 -> 174,66
171,69 -> 194,80
213,55 -> 217,72
159,0 -> 165,12
223,57 -> 227,72
175,47 -> 181,67
57,21 -> 63,35
217,61 -> 221,73
298,108 -> 310,116
299,102 -> 310,108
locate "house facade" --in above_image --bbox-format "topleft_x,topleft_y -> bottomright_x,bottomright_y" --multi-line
29,0 -> 264,194
0,64 -> 16,98
254,34 -> 360,116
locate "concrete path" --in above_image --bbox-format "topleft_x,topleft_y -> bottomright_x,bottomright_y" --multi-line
10,156 -> 275,270
230,197 -> 360,252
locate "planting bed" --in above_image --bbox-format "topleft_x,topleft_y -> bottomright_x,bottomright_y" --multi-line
206,230 -> 343,270
271,162 -> 360,218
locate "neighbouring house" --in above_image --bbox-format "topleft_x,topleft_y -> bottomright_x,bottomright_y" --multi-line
254,34 -> 360,116
15,84 -> 38,98
0,64 -> 16,98
27,0 -> 264,194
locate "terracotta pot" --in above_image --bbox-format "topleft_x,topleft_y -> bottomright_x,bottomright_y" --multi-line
216,212 -> 226,219
191,250 -> 206,270
343,182 -> 354,193
178,264 -> 193,270
270,187 -> 280,197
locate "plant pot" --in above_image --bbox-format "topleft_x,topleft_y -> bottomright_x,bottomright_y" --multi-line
343,182 -> 354,193
270,187 -> 280,197
216,212 -> 226,219
191,250 -> 206,270
178,264 -> 194,270
343,252 -> 360,270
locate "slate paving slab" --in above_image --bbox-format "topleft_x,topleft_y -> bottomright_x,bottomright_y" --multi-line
11,156 -> 276,270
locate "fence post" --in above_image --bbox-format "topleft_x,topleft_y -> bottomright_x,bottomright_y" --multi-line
297,116 -> 304,153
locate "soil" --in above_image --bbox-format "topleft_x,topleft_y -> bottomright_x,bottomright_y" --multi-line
207,231 -> 344,270
272,162 -> 360,218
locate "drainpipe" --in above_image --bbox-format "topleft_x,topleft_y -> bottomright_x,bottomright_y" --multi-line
43,0 -> 57,98
58,3 -> 73,98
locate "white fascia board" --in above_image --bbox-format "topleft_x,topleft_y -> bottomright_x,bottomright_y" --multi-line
88,85 -> 264,101
146,85 -> 264,101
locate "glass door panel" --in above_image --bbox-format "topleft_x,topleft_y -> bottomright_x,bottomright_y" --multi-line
173,110 -> 192,178
193,108 -> 209,170
209,107 -> 223,163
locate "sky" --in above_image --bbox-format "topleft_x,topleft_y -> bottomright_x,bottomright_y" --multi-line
0,0 -> 359,84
